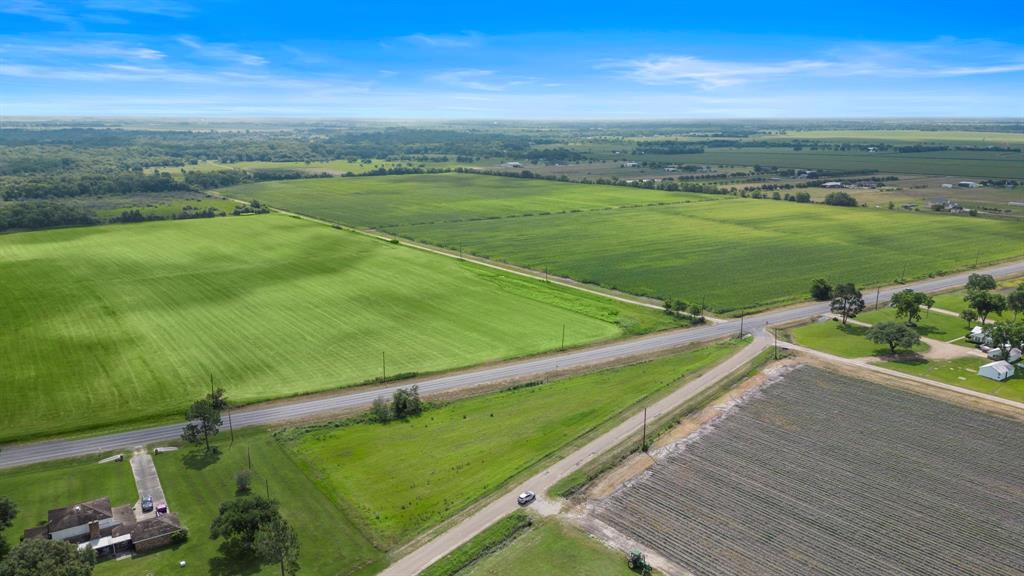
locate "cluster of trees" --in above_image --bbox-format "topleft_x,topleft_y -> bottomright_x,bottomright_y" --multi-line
0,201 -> 98,232
959,274 -> 1021,327
811,280 -> 867,324
233,200 -> 272,215
662,299 -> 706,322
113,205 -> 225,224
210,496 -> 299,576
823,191 -> 858,207
2,172 -> 187,200
890,289 -> 934,326
369,385 -> 424,423
633,141 -> 705,155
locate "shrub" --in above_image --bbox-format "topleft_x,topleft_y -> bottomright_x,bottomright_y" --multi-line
236,469 -> 253,493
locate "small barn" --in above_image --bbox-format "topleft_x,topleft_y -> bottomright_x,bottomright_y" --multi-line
978,361 -> 1015,381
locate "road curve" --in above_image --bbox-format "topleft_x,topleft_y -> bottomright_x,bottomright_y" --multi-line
1,259 -> 1022,470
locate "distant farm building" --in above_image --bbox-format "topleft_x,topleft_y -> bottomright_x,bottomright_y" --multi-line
978,361 -> 1014,381
958,181 -> 980,188
502,161 -> 522,168
622,161 -> 639,167
822,182 -> 843,188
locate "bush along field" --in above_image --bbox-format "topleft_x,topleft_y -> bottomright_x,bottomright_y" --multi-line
0,214 -> 682,443
279,340 -> 742,549
231,172 -> 1023,314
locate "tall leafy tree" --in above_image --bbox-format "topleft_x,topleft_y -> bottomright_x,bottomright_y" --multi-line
965,291 -> 1007,324
1007,285 -> 1024,320
810,279 -> 833,301
866,322 -> 921,354
0,497 -> 16,561
965,273 -> 997,292
181,389 -> 227,452
830,283 -> 865,325
960,308 -> 979,328
210,496 -> 280,550
890,289 -> 934,325
254,516 -> 300,576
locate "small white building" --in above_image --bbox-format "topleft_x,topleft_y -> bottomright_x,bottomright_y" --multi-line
823,181 -> 843,188
502,161 -> 522,169
979,360 -> 1014,381
968,326 -> 985,344
622,161 -> 639,168
958,181 -> 979,188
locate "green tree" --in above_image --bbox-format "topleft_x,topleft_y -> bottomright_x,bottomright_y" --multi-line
866,322 -> 920,354
181,396 -> 223,453
0,497 -> 16,561
672,299 -> 688,313
965,291 -> 1007,324
960,308 -> 979,328
210,496 -> 281,550
890,289 -> 934,326
254,516 -> 300,576
0,539 -> 95,576
983,321 -> 1024,358
965,273 -> 997,292
392,385 -> 422,419
830,283 -> 865,325
662,300 -> 673,315
370,396 -> 392,423
687,303 -> 703,321
1007,285 -> 1024,320
236,470 -> 253,494
810,278 -> 832,301
823,191 -> 857,206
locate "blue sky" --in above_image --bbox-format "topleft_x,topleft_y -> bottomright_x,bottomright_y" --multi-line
1,0 -> 1022,118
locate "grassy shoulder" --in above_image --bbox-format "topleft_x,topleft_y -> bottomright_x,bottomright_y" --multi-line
857,308 -> 972,342
420,512 -> 533,576
877,356 -> 1024,402
279,340 -> 742,549
459,517 -> 643,576
0,214 -> 678,444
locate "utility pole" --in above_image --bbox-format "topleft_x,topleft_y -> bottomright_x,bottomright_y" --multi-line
773,328 -> 778,360
738,314 -> 744,338
247,446 -> 251,470
641,407 -> 648,452
544,267 -> 549,283
561,324 -> 565,350
382,351 -> 386,383
227,403 -> 234,447
265,478 -> 270,499
875,287 -> 881,310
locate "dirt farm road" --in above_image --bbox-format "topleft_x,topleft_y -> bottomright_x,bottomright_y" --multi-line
1,259 -> 1022,470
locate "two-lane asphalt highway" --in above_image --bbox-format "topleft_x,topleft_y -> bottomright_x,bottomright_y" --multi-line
2,259 -> 1022,469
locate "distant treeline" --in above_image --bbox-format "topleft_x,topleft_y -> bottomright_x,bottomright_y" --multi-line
0,201 -> 98,232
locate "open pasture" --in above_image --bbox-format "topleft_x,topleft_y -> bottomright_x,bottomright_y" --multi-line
592,364 -> 1024,576
0,214 -> 677,442
283,341 -> 741,548
395,197 -> 1023,312
230,172 -> 714,228
756,129 -> 1024,145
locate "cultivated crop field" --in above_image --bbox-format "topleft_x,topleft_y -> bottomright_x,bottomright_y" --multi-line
0,214 -> 678,442
229,173 -> 1022,313
394,195 -> 1023,312
591,364 -> 1024,576
230,172 -> 714,228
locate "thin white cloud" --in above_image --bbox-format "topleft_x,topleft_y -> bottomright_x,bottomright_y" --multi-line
176,35 -> 267,66
607,39 -> 1024,89
1,40 -> 165,60
602,56 -> 830,88
0,0 -> 73,23
83,0 -> 194,18
431,69 -> 534,91
403,32 -> 482,48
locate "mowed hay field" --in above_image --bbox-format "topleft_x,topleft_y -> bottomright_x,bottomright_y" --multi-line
0,215 -> 677,443
592,364 -> 1024,576
231,173 -> 1023,313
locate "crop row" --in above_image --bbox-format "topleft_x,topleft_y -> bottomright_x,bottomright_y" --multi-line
593,365 -> 1024,576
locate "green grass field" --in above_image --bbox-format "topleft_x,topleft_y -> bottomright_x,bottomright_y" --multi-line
228,173 -> 1023,313
460,517 -> 640,576
857,308 -> 971,342
148,159 -> 400,175
757,130 -> 1024,145
0,215 -> 679,443
0,432 -> 387,576
790,321 -> 930,358
930,277 -> 1023,317
229,172 -> 714,228
283,341 -> 742,548
877,356 -> 1024,402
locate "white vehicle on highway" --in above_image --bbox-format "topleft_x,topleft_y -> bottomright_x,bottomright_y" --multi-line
517,490 -> 536,505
